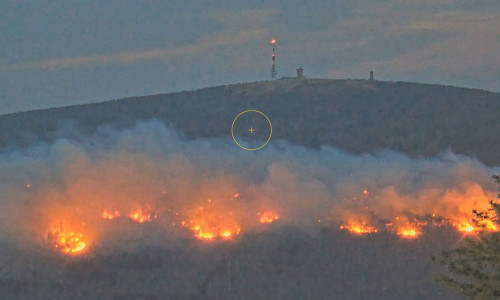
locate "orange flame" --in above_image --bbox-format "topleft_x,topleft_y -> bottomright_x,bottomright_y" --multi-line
102,207 -> 156,223
196,228 -> 214,240
340,221 -> 378,235
183,197 -> 242,240
129,212 -> 149,223
483,220 -> 499,232
127,208 -> 155,223
259,211 -> 279,224
49,229 -> 86,254
454,217 -> 499,233
221,230 -> 232,238
190,224 -> 240,240
397,227 -> 421,239
456,222 -> 475,233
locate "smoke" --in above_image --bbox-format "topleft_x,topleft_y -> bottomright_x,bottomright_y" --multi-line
0,119 -> 497,254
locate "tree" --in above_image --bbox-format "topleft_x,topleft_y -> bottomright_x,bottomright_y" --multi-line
435,175 -> 500,299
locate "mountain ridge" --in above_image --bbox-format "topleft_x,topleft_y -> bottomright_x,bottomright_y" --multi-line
1,78 -> 499,165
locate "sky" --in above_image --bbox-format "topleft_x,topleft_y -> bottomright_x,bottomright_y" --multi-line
0,0 -> 499,114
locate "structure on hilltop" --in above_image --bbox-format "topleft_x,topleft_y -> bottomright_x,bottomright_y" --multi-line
270,39 -> 277,79
296,67 -> 304,79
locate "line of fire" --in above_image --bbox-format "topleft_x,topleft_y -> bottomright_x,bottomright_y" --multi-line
44,188 -> 498,256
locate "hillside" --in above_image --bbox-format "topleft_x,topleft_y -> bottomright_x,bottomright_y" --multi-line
3,79 -> 500,299
1,78 -> 499,165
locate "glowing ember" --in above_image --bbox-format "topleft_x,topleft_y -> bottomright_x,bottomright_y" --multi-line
102,210 -> 120,220
340,221 -> 378,235
259,211 -> 279,224
49,230 -> 86,254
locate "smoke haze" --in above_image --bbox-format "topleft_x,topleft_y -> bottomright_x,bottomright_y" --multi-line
0,119 -> 496,255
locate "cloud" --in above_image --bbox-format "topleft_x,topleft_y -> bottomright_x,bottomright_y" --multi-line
328,10 -> 500,79
209,8 -> 276,30
395,11 -> 500,35
8,29 -> 268,71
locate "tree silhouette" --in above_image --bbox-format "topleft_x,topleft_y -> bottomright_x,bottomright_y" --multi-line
435,175 -> 500,299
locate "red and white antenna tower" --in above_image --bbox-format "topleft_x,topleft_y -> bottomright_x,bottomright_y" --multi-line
270,38 -> 277,79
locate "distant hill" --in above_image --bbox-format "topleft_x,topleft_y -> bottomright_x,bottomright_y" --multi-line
1,78 -> 499,165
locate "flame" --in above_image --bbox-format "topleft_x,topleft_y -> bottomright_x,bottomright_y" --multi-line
397,227 -> 421,239
197,229 -> 214,240
456,222 -> 475,233
483,220 -> 499,232
391,217 -> 423,239
182,196 -> 242,240
454,217 -> 499,233
270,38 -> 276,44
38,184 -> 499,251
49,229 -> 87,254
259,211 -> 279,224
102,207 -> 157,223
340,221 -> 378,235
129,211 -> 148,223
338,214 -> 497,238
190,223 -> 240,240
127,208 -> 155,223
102,210 -> 120,220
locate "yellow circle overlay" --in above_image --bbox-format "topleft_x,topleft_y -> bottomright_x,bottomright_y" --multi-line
231,110 -> 272,151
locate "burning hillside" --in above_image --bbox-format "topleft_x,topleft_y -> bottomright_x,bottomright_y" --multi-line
0,120 -> 498,299
0,120 -> 496,257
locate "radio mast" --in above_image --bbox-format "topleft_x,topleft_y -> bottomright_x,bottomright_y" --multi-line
270,38 -> 277,79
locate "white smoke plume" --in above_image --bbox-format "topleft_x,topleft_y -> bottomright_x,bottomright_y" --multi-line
0,119 -> 497,255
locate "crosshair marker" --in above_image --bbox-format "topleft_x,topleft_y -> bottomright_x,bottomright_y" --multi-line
231,110 -> 272,151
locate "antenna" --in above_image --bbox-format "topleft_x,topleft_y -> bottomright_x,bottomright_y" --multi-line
270,38 -> 277,79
